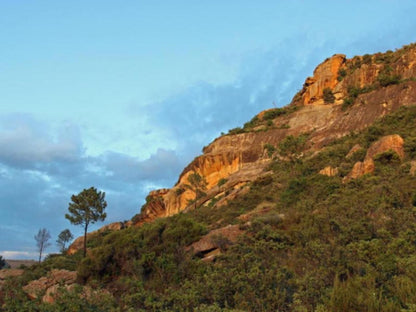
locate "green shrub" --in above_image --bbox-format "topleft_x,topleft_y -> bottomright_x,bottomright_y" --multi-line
228,127 -> 245,135
217,178 -> 227,188
323,88 -> 335,104
341,97 -> 354,110
362,54 -> 372,65
337,68 -> 347,81
243,115 -> 259,130
264,143 -> 276,157
279,134 -> 308,160
377,73 -> 401,87
262,106 -> 298,120
373,150 -> 401,165
404,137 -> 416,158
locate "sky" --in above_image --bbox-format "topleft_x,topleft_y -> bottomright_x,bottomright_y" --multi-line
1,1 -> 416,260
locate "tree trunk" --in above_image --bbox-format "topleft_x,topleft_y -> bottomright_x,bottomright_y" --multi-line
83,223 -> 88,257
38,241 -> 43,263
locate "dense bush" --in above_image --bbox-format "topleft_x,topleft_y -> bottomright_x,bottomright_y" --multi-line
323,88 -> 335,103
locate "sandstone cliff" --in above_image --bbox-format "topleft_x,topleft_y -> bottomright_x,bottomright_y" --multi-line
66,43 -> 416,254
134,43 -> 416,226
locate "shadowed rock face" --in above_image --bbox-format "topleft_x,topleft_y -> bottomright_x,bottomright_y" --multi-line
68,43 -> 416,254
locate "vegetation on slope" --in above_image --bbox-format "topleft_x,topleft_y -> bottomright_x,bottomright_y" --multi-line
2,105 -> 416,311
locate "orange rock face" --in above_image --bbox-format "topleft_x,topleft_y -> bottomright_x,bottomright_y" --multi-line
366,134 -> 405,160
302,54 -> 346,105
69,44 -> 416,247
319,166 -> 339,177
345,134 -> 404,181
345,159 -> 375,181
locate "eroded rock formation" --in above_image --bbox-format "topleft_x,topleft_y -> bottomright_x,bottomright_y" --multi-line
68,43 -> 416,254
344,134 -> 405,181
130,45 -> 416,226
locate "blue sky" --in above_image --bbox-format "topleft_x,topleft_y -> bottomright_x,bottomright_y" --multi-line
1,1 -> 416,259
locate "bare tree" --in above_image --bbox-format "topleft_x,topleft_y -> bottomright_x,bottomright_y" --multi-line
35,228 -> 51,263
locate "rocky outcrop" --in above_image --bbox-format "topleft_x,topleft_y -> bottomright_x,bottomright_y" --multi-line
319,166 -> 339,177
186,224 -> 243,262
345,159 -> 375,181
23,269 -> 77,303
344,134 -> 404,181
366,134 -> 405,160
67,44 -> 416,250
134,44 -> 416,226
300,54 -> 346,105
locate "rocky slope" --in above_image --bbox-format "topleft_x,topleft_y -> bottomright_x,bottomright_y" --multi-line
133,43 -> 416,226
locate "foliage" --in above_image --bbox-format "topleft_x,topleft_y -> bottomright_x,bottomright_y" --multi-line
337,68 -> 347,81
404,137 -> 416,159
264,143 -> 276,157
227,127 -> 245,135
378,73 -> 401,87
56,229 -> 74,253
34,228 -> 51,263
323,88 -> 335,103
278,134 -> 308,161
3,104 -> 416,311
217,178 -> 227,188
66,186 -> 107,257
362,54 -> 372,65
0,255 -> 6,269
184,172 -> 208,209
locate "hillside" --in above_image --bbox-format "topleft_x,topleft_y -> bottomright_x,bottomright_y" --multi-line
2,43 -> 416,311
133,43 -> 416,227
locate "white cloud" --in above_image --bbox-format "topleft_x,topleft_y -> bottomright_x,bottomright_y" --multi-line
0,114 -> 83,169
0,250 -> 38,260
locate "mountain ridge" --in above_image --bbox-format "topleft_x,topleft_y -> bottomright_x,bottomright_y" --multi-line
67,42 -> 416,255
4,42 -> 416,311
130,42 -> 416,228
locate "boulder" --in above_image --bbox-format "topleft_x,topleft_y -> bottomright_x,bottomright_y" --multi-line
366,134 -> 404,160
344,134 -> 404,181
319,166 -> 339,177
186,224 -> 243,261
23,269 -> 77,302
